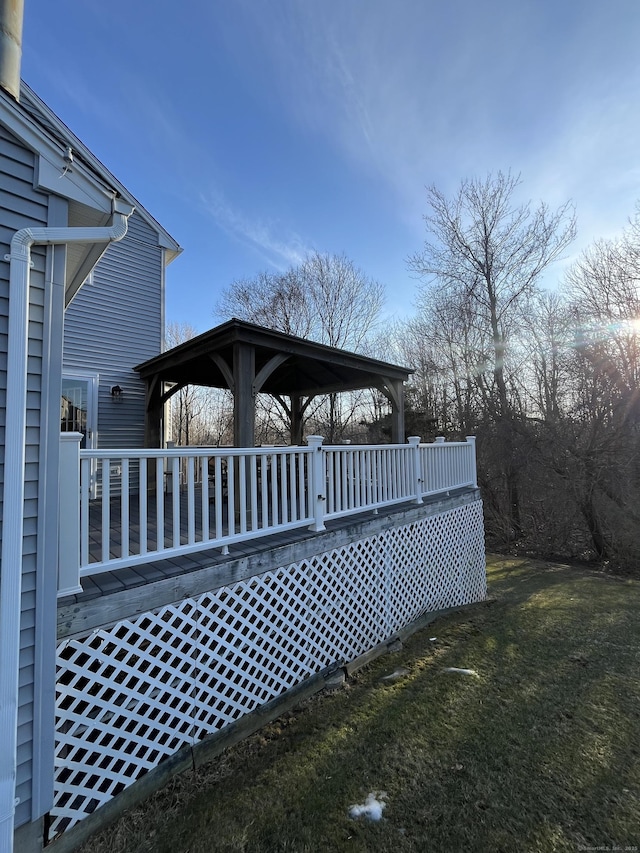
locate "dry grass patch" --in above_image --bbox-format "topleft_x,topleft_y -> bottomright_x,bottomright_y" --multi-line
78,556 -> 640,852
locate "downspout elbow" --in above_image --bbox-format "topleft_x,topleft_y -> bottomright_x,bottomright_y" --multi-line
8,200 -> 135,257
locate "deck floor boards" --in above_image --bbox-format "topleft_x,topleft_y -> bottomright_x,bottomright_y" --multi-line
66,486 -> 475,605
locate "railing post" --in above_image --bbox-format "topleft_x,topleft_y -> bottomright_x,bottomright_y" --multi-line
306,435 -> 326,532
408,436 -> 423,504
466,435 -> 478,487
58,432 -> 83,597
435,435 -> 445,444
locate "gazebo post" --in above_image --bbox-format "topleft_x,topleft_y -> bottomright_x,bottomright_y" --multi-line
144,377 -> 164,493
290,393 -> 304,446
390,379 -> 405,444
232,341 -> 256,527
233,341 -> 255,448
144,376 -> 164,448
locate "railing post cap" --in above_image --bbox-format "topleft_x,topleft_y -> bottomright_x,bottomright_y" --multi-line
407,436 -> 421,446
466,435 -> 476,443
60,431 -> 83,444
435,436 -> 446,443
306,435 -> 324,446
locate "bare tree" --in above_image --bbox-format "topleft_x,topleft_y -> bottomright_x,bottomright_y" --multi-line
409,172 -> 575,537
558,219 -> 640,560
216,269 -> 314,338
410,171 -> 576,420
217,252 -> 384,348
519,291 -> 573,422
216,252 -> 385,441
299,252 -> 384,351
165,322 -> 202,445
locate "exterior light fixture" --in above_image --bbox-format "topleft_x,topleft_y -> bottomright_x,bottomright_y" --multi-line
110,385 -> 123,398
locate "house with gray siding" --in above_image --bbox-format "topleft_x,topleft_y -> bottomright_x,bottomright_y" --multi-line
0,75 -> 180,852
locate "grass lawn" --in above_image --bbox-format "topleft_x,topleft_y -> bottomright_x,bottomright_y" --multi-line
79,556 -> 640,853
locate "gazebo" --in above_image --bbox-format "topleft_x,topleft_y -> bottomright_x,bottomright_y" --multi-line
135,318 -> 413,447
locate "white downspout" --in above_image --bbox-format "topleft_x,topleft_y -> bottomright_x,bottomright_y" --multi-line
0,199 -> 134,852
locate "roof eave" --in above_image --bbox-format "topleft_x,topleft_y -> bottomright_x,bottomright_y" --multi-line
0,85 -> 114,214
17,82 -> 182,259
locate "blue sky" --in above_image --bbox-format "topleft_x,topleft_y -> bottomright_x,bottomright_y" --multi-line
21,0 -> 640,333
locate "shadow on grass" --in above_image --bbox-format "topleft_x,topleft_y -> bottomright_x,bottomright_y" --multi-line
81,556 -> 640,853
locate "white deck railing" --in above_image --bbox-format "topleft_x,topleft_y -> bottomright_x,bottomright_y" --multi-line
57,435 -> 477,597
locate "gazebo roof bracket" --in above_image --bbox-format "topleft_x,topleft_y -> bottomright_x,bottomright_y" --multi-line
273,393 -> 315,419
209,353 -> 235,392
160,380 -> 187,406
253,353 -> 290,395
377,377 -> 402,410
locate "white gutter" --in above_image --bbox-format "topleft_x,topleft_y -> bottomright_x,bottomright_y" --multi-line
0,199 -> 134,852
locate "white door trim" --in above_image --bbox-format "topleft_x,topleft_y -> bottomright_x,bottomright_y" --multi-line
61,371 -> 99,498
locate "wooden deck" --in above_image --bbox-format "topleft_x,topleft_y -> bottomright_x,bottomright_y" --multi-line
85,484 -> 234,561
80,493 -> 310,600
61,438 -> 478,597
79,482 -> 307,594
56,486 -> 482,638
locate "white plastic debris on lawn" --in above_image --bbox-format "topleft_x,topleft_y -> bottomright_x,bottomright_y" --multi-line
349,791 -> 387,821
380,667 -> 410,682
442,667 -> 479,678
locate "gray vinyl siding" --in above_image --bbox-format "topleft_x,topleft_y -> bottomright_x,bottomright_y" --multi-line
0,123 -> 50,828
63,210 -> 163,448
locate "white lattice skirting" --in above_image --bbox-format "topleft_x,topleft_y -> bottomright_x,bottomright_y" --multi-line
52,500 -> 486,834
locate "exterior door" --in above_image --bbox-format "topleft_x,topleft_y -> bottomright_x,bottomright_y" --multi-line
61,373 -> 98,496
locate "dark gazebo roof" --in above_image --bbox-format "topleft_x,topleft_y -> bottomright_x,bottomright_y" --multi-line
135,318 -> 413,446
136,318 -> 412,395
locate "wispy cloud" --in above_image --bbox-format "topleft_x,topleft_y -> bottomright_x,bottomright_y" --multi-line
25,0 -> 640,310
228,3 -> 519,222
524,79 -> 640,261
234,0 -> 640,246
199,189 -> 311,270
